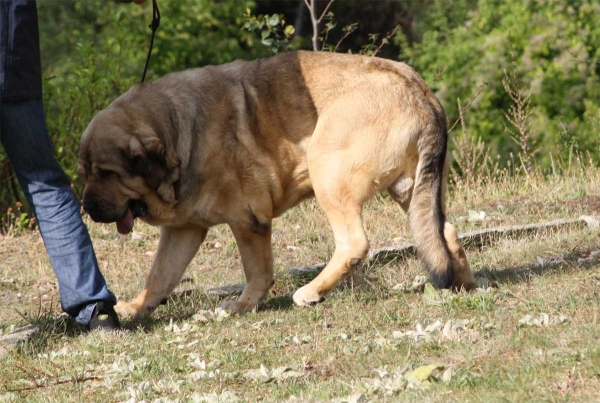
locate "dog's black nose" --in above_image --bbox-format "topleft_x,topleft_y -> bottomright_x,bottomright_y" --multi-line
82,198 -> 94,213
82,197 -> 116,223
82,198 -> 101,221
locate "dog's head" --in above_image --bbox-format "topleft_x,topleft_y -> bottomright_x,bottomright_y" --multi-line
78,104 -> 180,234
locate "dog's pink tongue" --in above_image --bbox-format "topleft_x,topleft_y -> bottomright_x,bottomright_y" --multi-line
116,209 -> 134,235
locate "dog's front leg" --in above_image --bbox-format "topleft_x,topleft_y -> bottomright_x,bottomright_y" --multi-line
221,222 -> 274,313
116,226 -> 207,318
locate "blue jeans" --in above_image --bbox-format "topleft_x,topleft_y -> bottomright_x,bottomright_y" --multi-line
0,98 -> 116,325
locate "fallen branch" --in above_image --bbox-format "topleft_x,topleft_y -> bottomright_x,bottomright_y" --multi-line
4,375 -> 102,392
0,325 -> 39,359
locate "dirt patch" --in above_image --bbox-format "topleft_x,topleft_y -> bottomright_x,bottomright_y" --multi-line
565,195 -> 600,215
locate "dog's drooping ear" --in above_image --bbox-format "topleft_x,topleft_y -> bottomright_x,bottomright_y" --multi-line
131,126 -> 180,206
128,137 -> 146,161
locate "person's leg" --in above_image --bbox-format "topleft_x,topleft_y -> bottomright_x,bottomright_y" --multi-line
0,99 -> 116,325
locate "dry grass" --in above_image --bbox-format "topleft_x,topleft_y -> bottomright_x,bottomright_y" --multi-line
1,165 -> 599,402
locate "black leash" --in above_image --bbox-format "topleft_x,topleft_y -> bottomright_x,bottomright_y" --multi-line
141,0 -> 160,83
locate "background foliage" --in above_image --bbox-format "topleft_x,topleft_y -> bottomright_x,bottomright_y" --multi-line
401,0 -> 600,167
1,0 -> 598,221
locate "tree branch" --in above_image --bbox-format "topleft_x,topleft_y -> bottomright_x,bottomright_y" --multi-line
334,24 -> 357,52
372,25 -> 399,57
318,0 -> 335,24
448,82 -> 487,133
303,0 -> 318,51
304,0 -> 334,51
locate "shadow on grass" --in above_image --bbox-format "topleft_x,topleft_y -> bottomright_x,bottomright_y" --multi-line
475,247 -> 599,286
119,291 -> 299,332
26,247 -> 600,339
261,294 -> 296,311
124,267 -> 386,331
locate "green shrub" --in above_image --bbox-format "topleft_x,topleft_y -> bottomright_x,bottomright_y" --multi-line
401,0 -> 600,167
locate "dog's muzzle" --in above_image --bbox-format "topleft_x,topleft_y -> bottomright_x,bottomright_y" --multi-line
83,198 -> 120,223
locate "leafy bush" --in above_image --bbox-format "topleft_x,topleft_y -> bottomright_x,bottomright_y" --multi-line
401,0 -> 600,167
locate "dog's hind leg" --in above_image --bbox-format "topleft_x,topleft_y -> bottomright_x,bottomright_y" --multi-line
115,226 -> 207,318
220,221 -> 274,313
293,155 -> 371,306
443,221 -> 476,291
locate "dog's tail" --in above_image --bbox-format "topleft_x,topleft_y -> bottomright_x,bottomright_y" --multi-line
408,109 -> 454,289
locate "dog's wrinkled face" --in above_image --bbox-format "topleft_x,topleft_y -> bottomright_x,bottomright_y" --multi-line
79,106 -> 179,234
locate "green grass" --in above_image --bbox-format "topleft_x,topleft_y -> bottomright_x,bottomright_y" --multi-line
1,166 -> 599,402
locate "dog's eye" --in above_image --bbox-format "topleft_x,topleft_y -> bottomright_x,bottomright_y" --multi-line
96,168 -> 113,179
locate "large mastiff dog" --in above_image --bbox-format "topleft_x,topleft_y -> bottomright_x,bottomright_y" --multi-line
79,51 -> 476,317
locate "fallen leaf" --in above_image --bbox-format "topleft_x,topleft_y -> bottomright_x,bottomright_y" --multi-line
518,313 -> 568,327
190,390 -> 241,403
468,210 -> 487,221
192,308 -> 231,323
243,365 -> 303,383
442,367 -> 453,382
332,392 -> 368,403
405,364 -> 444,382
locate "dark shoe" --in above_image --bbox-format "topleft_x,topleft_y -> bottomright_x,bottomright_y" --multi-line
87,302 -> 120,332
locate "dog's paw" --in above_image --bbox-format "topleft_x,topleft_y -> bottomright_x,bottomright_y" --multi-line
115,301 -> 150,318
292,285 -> 326,307
220,300 -> 257,314
452,273 -> 478,292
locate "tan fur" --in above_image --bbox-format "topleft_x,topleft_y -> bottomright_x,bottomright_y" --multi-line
78,51 -> 476,317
